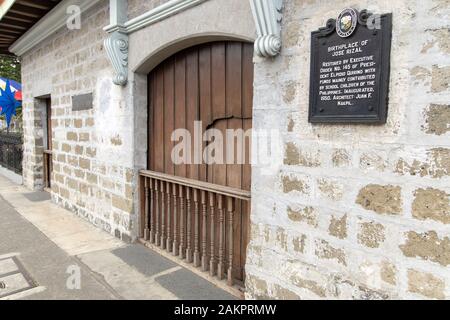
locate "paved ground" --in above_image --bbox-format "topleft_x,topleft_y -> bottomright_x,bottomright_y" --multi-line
0,174 -> 235,300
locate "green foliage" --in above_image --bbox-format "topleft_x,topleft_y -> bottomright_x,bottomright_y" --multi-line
0,54 -> 21,82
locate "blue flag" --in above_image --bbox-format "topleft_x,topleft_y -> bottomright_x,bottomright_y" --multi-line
0,80 -> 22,127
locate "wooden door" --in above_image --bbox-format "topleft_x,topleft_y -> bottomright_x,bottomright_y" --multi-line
43,98 -> 52,189
46,98 -> 52,150
148,41 -> 254,283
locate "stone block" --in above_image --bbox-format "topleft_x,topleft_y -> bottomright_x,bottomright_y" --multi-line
412,188 -> 449,224
400,231 -> 450,266
287,206 -> 317,227
358,221 -> 386,249
315,240 -> 346,266
329,214 -> 347,239
423,104 -> 450,136
408,269 -> 445,299
395,148 -> 450,178
356,184 -> 402,215
284,142 -> 321,167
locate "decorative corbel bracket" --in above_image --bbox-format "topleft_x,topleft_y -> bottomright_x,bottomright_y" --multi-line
104,31 -> 129,86
250,0 -> 284,58
104,0 -> 129,86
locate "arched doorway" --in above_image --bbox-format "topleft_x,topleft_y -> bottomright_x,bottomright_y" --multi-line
140,41 -> 254,288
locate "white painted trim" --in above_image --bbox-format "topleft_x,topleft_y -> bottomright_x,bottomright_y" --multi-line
104,0 -> 129,86
104,0 -> 209,34
9,0 -> 103,56
104,31 -> 129,85
250,0 -> 284,57
103,0 -> 208,86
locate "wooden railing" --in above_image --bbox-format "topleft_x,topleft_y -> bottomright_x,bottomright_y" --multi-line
139,170 -> 251,287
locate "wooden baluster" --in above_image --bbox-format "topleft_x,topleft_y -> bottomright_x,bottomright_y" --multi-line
201,190 -> 208,271
149,179 -> 155,243
166,182 -> 172,252
209,193 -> 216,276
154,180 -> 160,246
178,185 -> 185,259
227,197 -> 234,286
144,178 -> 150,240
160,180 -> 166,249
185,187 -> 192,263
193,189 -> 200,267
217,195 -> 225,280
172,185 -> 178,256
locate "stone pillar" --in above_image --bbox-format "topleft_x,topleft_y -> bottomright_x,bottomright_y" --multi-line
22,98 -> 46,190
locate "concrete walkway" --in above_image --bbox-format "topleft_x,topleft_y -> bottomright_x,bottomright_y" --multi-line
0,174 -> 235,300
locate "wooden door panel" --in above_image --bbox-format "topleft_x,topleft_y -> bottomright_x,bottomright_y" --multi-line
164,60 -> 175,176
185,49 -> 199,180
174,54 -> 187,178
44,98 -> 52,189
211,43 -> 227,121
154,69 -> 165,173
46,98 -> 52,150
242,43 -> 254,193
148,41 -> 254,283
226,42 -> 243,118
199,46 -> 211,183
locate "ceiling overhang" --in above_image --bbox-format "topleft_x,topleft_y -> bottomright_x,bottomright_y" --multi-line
0,0 -> 62,55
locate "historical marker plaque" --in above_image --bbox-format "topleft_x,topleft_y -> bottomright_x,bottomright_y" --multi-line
309,9 -> 392,123
72,93 -> 93,111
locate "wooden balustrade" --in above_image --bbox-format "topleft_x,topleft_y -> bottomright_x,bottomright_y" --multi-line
139,170 -> 251,287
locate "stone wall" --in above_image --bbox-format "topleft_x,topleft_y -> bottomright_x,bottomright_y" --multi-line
21,1 -> 135,242
128,0 -> 172,19
246,0 -> 450,300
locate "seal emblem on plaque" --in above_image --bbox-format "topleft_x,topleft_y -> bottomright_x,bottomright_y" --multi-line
336,8 -> 358,38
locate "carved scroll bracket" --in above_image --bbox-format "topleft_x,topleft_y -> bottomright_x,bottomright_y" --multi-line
104,0 -> 129,86
104,31 -> 129,86
250,0 -> 284,58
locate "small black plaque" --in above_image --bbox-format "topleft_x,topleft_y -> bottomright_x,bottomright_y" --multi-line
72,93 -> 93,111
309,9 -> 392,123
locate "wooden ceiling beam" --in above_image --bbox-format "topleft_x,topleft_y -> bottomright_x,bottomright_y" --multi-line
7,3 -> 48,17
3,12 -> 36,23
0,34 -> 17,40
0,22 -> 27,30
15,0 -> 56,10
2,30 -> 22,38
7,8 -> 41,18
0,17 -> 34,28
0,0 -> 62,54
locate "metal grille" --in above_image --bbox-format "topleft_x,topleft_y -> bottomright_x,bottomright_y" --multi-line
0,132 -> 23,174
